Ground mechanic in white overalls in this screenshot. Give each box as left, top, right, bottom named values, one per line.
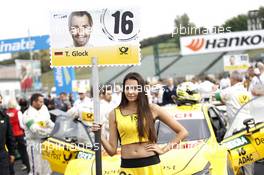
left=68, top=86, right=116, bottom=139
left=215, top=71, right=253, bottom=175
left=23, top=93, right=54, bottom=175
left=67, top=87, right=93, bottom=117
left=215, top=71, right=251, bottom=129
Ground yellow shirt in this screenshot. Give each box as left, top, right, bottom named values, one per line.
left=115, top=108, right=149, bottom=145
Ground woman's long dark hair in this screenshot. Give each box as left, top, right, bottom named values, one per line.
left=119, top=72, right=157, bottom=143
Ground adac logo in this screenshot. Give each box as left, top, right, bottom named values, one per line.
left=186, top=38, right=205, bottom=51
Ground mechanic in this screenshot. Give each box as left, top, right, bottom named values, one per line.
left=23, top=93, right=54, bottom=175
left=215, top=71, right=251, bottom=128
left=93, top=72, right=188, bottom=175
left=0, top=95, right=16, bottom=175
left=215, top=71, right=253, bottom=175
left=73, top=87, right=93, bottom=109
left=67, top=87, right=93, bottom=120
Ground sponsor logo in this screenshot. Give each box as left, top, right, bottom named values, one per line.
left=186, top=38, right=205, bottom=51
left=255, top=138, right=264, bottom=146
left=185, top=34, right=264, bottom=52
left=77, top=151, right=93, bottom=160
left=223, top=136, right=250, bottom=150
left=0, top=39, right=35, bottom=53
left=239, top=154, right=254, bottom=165
left=119, top=47, right=129, bottom=55
left=82, top=112, right=94, bottom=122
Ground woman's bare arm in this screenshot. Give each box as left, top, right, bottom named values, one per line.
left=145, top=104, right=188, bottom=154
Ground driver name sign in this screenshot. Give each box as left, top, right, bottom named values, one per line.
left=50, top=8, right=140, bottom=67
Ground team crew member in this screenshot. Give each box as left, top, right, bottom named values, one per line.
left=93, top=72, right=188, bottom=175
left=215, top=71, right=251, bottom=128
left=215, top=71, right=252, bottom=175
left=67, top=87, right=93, bottom=120
left=0, top=95, right=16, bottom=175
left=23, top=93, right=54, bottom=175
left=73, top=87, right=93, bottom=109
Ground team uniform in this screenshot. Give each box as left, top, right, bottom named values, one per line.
left=198, top=80, right=215, bottom=102
left=70, top=95, right=116, bottom=138
left=215, top=82, right=251, bottom=129
left=73, top=96, right=93, bottom=109
left=249, top=74, right=264, bottom=96
left=115, top=108, right=164, bottom=175
left=23, top=105, right=54, bottom=175
left=68, top=97, right=93, bottom=117
left=216, top=83, right=253, bottom=175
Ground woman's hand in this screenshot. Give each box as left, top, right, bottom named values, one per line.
left=145, top=144, right=165, bottom=155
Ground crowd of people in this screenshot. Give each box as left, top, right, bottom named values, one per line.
left=0, top=62, right=263, bottom=175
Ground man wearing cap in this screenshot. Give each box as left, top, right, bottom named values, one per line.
left=67, top=88, right=93, bottom=118
left=73, top=88, right=93, bottom=108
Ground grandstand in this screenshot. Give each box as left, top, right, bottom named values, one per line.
left=99, top=51, right=245, bottom=84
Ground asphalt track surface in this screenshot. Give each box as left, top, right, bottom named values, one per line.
left=15, top=159, right=264, bottom=175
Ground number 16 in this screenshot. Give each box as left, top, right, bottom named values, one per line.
left=112, top=11, right=134, bottom=34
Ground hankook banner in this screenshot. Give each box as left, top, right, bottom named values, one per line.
left=180, top=30, right=264, bottom=55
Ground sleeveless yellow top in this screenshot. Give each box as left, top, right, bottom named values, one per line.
left=115, top=108, right=149, bottom=145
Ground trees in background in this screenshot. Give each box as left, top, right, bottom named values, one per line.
left=259, top=6, right=264, bottom=28
left=222, top=14, right=248, bottom=32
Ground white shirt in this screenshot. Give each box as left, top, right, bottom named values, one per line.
left=249, top=74, right=264, bottom=96
left=220, top=78, right=231, bottom=90
left=23, top=105, right=54, bottom=140
left=68, top=97, right=94, bottom=120
left=74, top=98, right=114, bottom=139
left=219, top=82, right=251, bottom=127
left=198, top=80, right=215, bottom=99
left=73, top=97, right=93, bottom=109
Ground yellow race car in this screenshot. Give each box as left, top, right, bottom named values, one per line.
left=42, top=96, right=264, bottom=175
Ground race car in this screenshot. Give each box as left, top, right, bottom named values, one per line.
left=42, top=96, right=264, bottom=175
